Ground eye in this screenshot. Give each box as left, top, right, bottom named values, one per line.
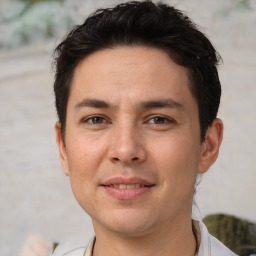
left=83, top=116, right=107, bottom=124
left=148, top=116, right=173, bottom=125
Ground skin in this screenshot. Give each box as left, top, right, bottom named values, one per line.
left=19, top=234, right=51, bottom=256
left=55, top=46, right=223, bottom=256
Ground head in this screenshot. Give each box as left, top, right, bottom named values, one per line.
left=53, top=0, right=223, bottom=238
left=53, top=0, right=222, bottom=142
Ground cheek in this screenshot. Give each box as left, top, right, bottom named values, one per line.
left=66, top=138, right=99, bottom=212
left=151, top=134, right=200, bottom=187
left=66, top=133, right=106, bottom=171
left=64, top=136, right=103, bottom=197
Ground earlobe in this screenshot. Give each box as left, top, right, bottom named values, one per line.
left=198, top=118, right=223, bottom=173
left=55, top=122, right=70, bottom=176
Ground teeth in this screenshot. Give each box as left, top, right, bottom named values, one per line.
left=108, top=184, right=147, bottom=189
left=126, top=184, right=136, bottom=189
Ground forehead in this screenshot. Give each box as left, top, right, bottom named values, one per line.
left=69, top=46, right=195, bottom=109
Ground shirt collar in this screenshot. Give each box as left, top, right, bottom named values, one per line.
left=85, top=220, right=202, bottom=256
left=84, top=237, right=95, bottom=256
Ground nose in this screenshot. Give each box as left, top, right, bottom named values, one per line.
left=108, top=123, right=146, bottom=165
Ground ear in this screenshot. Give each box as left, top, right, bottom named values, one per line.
left=198, top=118, right=223, bottom=173
left=55, top=122, right=70, bottom=176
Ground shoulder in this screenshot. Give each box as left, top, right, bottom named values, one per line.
left=209, top=235, right=237, bottom=256
left=52, top=237, right=95, bottom=256
left=52, top=246, right=86, bottom=256
left=197, top=220, right=237, bottom=256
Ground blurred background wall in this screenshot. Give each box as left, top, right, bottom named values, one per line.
left=0, top=0, right=255, bottom=255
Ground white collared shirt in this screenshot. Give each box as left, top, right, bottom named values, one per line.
left=197, top=221, right=237, bottom=256
left=52, top=221, right=237, bottom=256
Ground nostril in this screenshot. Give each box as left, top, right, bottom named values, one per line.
left=111, top=155, right=141, bottom=163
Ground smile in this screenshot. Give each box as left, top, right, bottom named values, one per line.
left=105, top=184, right=150, bottom=189
left=101, top=177, right=154, bottom=199
left=102, top=183, right=154, bottom=200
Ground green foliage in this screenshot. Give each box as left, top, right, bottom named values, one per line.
left=19, top=0, right=64, bottom=3
left=237, top=245, right=256, bottom=256
left=236, top=0, right=250, bottom=8
left=0, top=0, right=73, bottom=49
left=203, top=214, right=256, bottom=255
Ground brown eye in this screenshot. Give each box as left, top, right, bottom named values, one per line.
left=153, top=117, right=166, bottom=124
left=148, top=116, right=171, bottom=124
left=85, top=116, right=106, bottom=124
left=92, top=117, right=104, bottom=124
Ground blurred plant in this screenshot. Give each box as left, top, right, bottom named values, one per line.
left=235, top=0, right=250, bottom=8
left=1, top=0, right=64, bottom=23
left=0, top=0, right=73, bottom=49
left=203, top=214, right=256, bottom=255
left=0, top=0, right=96, bottom=49
left=233, top=0, right=256, bottom=10
left=19, top=0, right=64, bottom=3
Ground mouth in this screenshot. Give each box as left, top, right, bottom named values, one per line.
left=103, top=184, right=153, bottom=189
left=101, top=177, right=155, bottom=200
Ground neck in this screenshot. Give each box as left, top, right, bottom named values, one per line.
left=92, top=217, right=197, bottom=256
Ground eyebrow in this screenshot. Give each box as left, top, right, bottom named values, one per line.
left=140, top=99, right=185, bottom=111
left=75, top=98, right=111, bottom=110
left=74, top=98, right=185, bottom=111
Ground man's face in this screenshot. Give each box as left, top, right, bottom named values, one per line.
left=56, top=46, right=219, bottom=236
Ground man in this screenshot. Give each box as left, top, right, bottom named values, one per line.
left=53, top=1, right=237, bottom=255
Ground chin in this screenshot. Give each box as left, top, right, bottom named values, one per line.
left=93, top=208, right=155, bottom=236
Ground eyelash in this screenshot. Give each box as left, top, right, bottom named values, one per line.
left=82, top=115, right=174, bottom=125
left=146, top=115, right=174, bottom=125
left=82, top=116, right=109, bottom=125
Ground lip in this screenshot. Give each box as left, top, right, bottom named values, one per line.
left=102, top=176, right=153, bottom=186
left=101, top=176, right=155, bottom=200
